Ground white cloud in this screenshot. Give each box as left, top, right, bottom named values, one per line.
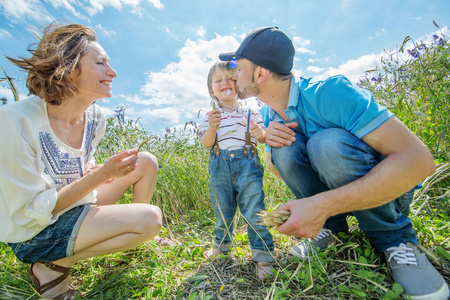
left=0, top=28, right=12, bottom=39
left=292, top=36, right=311, bottom=47
left=319, top=53, right=383, bottom=83
left=309, top=26, right=450, bottom=85
left=369, top=28, right=386, bottom=40
left=124, top=94, right=154, bottom=105
left=306, top=66, right=324, bottom=73
left=115, top=34, right=240, bottom=131
left=292, top=36, right=316, bottom=55
left=146, top=0, right=163, bottom=10
left=0, top=85, right=27, bottom=103
left=0, top=86, right=14, bottom=103
left=46, top=0, right=81, bottom=18
left=197, top=26, right=205, bottom=38
left=141, top=106, right=180, bottom=123
left=307, top=58, right=321, bottom=63
left=95, top=24, right=117, bottom=38
left=0, top=0, right=52, bottom=22
left=86, top=0, right=163, bottom=16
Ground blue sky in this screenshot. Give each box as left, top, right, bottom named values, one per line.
left=1, top=0, right=449, bottom=136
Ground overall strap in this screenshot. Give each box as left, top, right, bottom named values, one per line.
left=243, top=109, right=256, bottom=156
left=210, top=131, right=220, bottom=156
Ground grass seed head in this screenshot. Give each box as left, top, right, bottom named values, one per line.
left=257, top=209, right=291, bottom=226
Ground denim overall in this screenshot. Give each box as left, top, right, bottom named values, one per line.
left=208, top=110, right=274, bottom=262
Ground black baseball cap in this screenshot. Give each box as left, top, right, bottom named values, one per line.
left=219, top=26, right=295, bottom=75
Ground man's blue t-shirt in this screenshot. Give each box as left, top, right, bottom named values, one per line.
left=260, top=75, right=394, bottom=152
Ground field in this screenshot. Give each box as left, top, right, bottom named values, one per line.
left=0, top=28, right=449, bottom=299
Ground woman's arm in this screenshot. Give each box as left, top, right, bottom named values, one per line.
left=53, top=148, right=139, bottom=214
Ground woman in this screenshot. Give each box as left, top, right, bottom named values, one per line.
left=0, top=22, right=162, bottom=299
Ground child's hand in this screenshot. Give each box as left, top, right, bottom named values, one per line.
left=208, top=109, right=221, bottom=130
left=250, top=120, right=265, bottom=142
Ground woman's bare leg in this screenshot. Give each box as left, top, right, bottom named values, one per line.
left=32, top=203, right=162, bottom=298
left=32, top=152, right=161, bottom=298
left=95, top=151, right=158, bottom=205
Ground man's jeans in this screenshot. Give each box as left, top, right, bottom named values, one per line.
left=209, top=149, right=274, bottom=262
left=271, top=128, right=418, bottom=251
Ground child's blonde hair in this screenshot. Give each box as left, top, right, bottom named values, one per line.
left=207, top=61, right=235, bottom=105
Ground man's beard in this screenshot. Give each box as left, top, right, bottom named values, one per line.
left=237, top=80, right=260, bottom=99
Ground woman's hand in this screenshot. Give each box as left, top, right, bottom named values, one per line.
left=91, top=148, right=139, bottom=184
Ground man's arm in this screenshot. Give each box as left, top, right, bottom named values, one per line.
left=276, top=116, right=436, bottom=238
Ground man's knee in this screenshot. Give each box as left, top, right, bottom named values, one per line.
left=271, top=135, right=308, bottom=172
left=307, top=129, right=352, bottom=161
left=307, top=128, right=379, bottom=188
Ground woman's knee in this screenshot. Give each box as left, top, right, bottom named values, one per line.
left=134, top=204, right=162, bottom=238
left=137, top=151, right=159, bottom=174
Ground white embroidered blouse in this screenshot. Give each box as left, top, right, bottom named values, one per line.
left=0, top=96, right=105, bottom=243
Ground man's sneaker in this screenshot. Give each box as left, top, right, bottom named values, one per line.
left=385, top=242, right=449, bottom=300
left=291, top=228, right=336, bottom=259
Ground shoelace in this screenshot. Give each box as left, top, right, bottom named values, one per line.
left=386, top=243, right=418, bottom=265
left=313, top=229, right=331, bottom=242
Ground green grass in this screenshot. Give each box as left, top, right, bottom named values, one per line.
left=1, top=26, right=450, bottom=299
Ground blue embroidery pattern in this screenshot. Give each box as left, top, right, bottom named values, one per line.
left=39, top=117, right=98, bottom=186
left=83, top=119, right=97, bottom=165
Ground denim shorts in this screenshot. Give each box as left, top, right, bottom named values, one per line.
left=8, top=204, right=90, bottom=263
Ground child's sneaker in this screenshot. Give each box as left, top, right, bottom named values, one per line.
left=385, top=242, right=449, bottom=300
left=291, top=228, right=335, bottom=259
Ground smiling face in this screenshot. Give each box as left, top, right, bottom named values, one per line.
left=210, top=68, right=238, bottom=109
left=233, top=58, right=260, bottom=99
left=70, top=41, right=117, bottom=101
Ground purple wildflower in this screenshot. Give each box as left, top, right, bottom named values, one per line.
left=371, top=75, right=381, bottom=82
left=407, top=49, right=419, bottom=59
left=114, top=107, right=125, bottom=124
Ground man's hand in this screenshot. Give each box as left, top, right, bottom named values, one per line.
left=275, top=195, right=330, bottom=238
left=265, top=121, right=298, bottom=148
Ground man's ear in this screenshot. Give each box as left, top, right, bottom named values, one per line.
left=255, top=66, right=270, bottom=84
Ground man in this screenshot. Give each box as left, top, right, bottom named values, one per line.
left=219, top=26, right=449, bottom=299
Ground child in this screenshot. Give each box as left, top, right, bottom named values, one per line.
left=199, top=61, right=274, bottom=279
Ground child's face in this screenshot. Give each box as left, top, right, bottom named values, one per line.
left=211, top=69, right=238, bottom=106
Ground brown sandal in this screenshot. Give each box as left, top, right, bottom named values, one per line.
left=30, top=262, right=78, bottom=299
left=154, top=235, right=176, bottom=246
